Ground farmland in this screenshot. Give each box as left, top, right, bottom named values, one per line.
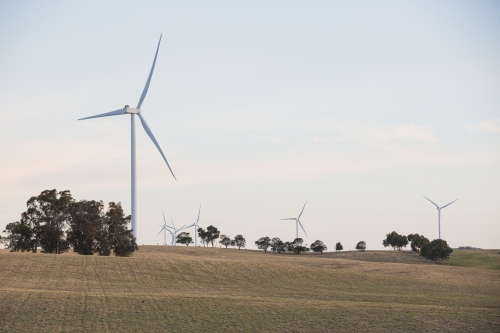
left=0, top=247, right=499, bottom=332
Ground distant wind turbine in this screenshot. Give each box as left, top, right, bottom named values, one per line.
left=78, top=34, right=176, bottom=240
left=184, top=205, right=201, bottom=246
left=423, top=196, right=458, bottom=239
left=168, top=218, right=186, bottom=246
left=157, top=211, right=171, bottom=245
left=281, top=201, right=308, bottom=239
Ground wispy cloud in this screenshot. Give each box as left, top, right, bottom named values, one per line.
left=468, top=119, right=500, bottom=133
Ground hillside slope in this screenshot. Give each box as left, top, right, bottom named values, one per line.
left=0, top=247, right=498, bottom=332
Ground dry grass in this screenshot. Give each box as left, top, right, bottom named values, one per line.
left=0, top=247, right=499, bottom=332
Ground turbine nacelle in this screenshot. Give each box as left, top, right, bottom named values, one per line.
left=125, top=106, right=141, bottom=114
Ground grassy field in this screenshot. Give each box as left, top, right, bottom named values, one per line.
left=0, top=247, right=499, bottom=332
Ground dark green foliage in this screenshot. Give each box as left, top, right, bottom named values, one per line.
left=102, top=202, right=138, bottom=257
left=176, top=232, right=193, bottom=246
left=255, top=236, right=271, bottom=252
left=66, top=200, right=104, bottom=255
left=420, top=239, right=453, bottom=264
left=310, top=240, right=327, bottom=254
left=2, top=221, right=34, bottom=252
left=198, top=225, right=220, bottom=247
left=291, top=238, right=309, bottom=255
left=233, top=234, right=246, bottom=249
left=197, top=227, right=208, bottom=246
left=3, top=190, right=137, bottom=257
left=219, top=234, right=231, bottom=248
left=407, top=233, right=429, bottom=253
left=356, top=241, right=366, bottom=251
left=270, top=237, right=286, bottom=253
left=335, top=242, right=343, bottom=252
left=27, top=190, right=71, bottom=254
left=383, top=231, right=408, bottom=251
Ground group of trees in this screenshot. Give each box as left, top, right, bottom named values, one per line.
left=220, top=234, right=246, bottom=249
left=175, top=225, right=248, bottom=250
left=2, top=190, right=137, bottom=256
left=383, top=231, right=453, bottom=263
left=255, top=237, right=336, bottom=255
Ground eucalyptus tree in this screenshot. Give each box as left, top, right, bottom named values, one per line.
left=310, top=240, right=327, bottom=254
left=255, top=236, right=271, bottom=252
left=219, top=234, right=231, bottom=248
left=233, top=234, right=246, bottom=249
left=356, top=241, right=366, bottom=251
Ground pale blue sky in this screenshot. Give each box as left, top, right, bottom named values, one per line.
left=1, top=1, right=499, bottom=249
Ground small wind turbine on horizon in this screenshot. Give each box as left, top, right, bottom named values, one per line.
left=281, top=201, right=308, bottom=239
left=157, top=211, right=171, bottom=246
left=184, top=205, right=201, bottom=246
left=423, top=196, right=458, bottom=239
left=78, top=34, right=176, bottom=240
left=169, top=220, right=187, bottom=246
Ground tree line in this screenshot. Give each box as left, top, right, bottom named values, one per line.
left=1, top=189, right=137, bottom=256
left=383, top=231, right=453, bottom=263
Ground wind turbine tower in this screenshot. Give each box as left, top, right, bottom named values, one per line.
left=185, top=205, right=201, bottom=246
left=423, top=196, right=458, bottom=239
left=281, top=201, right=308, bottom=239
left=78, top=35, right=176, bottom=240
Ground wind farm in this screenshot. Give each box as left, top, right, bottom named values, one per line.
left=1, top=2, right=499, bottom=332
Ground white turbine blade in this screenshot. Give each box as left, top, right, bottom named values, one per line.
left=298, top=201, right=307, bottom=219
left=298, top=220, right=308, bottom=238
left=137, top=34, right=162, bottom=109
left=185, top=223, right=196, bottom=228
left=423, top=196, right=439, bottom=208
left=138, top=113, right=176, bottom=180
left=178, top=224, right=186, bottom=231
left=440, top=199, right=458, bottom=209
left=78, top=108, right=127, bottom=121
left=196, top=205, right=201, bottom=226
left=157, top=226, right=166, bottom=237
left=171, top=219, right=176, bottom=230
left=162, top=211, right=168, bottom=224
left=280, top=218, right=296, bottom=220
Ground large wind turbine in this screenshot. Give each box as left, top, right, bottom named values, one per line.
left=423, top=196, right=458, bottom=239
left=185, top=205, right=201, bottom=246
left=281, top=201, right=308, bottom=239
left=78, top=35, right=175, bottom=240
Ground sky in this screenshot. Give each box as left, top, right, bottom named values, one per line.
left=0, top=0, right=499, bottom=250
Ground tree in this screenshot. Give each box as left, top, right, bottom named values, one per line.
left=197, top=227, right=208, bottom=247
left=383, top=231, right=408, bottom=251
left=176, top=232, right=193, bottom=246
left=66, top=200, right=104, bottom=255
left=11, top=189, right=73, bottom=254
left=355, top=241, right=366, bottom=251
left=219, top=234, right=231, bottom=248
left=270, top=237, right=286, bottom=253
left=233, top=234, right=246, bottom=249
left=310, top=240, right=327, bottom=254
left=255, top=236, right=271, bottom=252
left=335, top=242, right=343, bottom=252
left=102, top=202, right=138, bottom=257
left=420, top=239, right=453, bottom=264
left=291, top=238, right=309, bottom=254
left=203, top=225, right=220, bottom=247
left=408, top=234, right=429, bottom=253
left=2, top=220, right=34, bottom=252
